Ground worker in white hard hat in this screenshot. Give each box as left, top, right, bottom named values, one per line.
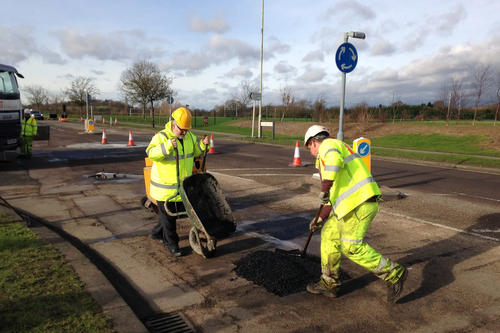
left=146, top=107, right=210, bottom=257
left=303, top=124, right=408, bottom=302
left=19, top=109, right=37, bottom=159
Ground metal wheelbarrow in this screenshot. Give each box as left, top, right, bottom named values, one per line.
left=166, top=146, right=236, bottom=258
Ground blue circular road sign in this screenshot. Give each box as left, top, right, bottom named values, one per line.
left=335, top=42, right=358, bottom=73
left=357, top=141, right=370, bottom=157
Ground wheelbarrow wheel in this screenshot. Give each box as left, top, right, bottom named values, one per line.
left=140, top=196, right=149, bottom=209
left=189, top=227, right=217, bottom=258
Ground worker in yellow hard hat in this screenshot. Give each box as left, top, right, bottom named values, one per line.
left=146, top=107, right=210, bottom=257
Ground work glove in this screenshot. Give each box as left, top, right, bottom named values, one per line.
left=318, top=191, right=330, bottom=205
left=309, top=217, right=324, bottom=232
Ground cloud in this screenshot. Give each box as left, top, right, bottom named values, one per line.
left=298, top=66, right=327, bottom=82
left=225, top=66, right=253, bottom=78
left=402, top=4, right=467, bottom=52
left=266, top=36, right=291, bottom=57
left=190, top=11, right=230, bottom=34
left=52, top=28, right=165, bottom=61
left=370, top=39, right=397, bottom=56
left=322, top=1, right=376, bottom=21
left=160, top=35, right=259, bottom=75
left=207, top=34, right=259, bottom=64
left=302, top=50, right=324, bottom=62
left=0, top=26, right=65, bottom=65
left=273, top=61, right=298, bottom=81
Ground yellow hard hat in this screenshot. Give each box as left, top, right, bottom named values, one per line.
left=172, top=107, right=192, bottom=129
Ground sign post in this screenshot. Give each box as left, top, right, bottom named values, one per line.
left=166, top=96, right=174, bottom=121
left=335, top=31, right=365, bottom=142
left=353, top=137, right=371, bottom=172
left=336, top=42, right=358, bottom=142
left=250, top=92, right=262, bottom=138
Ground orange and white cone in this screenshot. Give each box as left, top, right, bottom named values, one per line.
left=102, top=117, right=105, bottom=124
left=289, top=141, right=305, bottom=167
left=114, top=118, right=118, bottom=125
left=127, top=130, right=136, bottom=146
left=101, top=129, right=108, bottom=144
left=80, top=116, right=83, bottom=122
left=208, top=134, right=217, bottom=154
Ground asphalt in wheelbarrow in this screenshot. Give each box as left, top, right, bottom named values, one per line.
left=182, top=173, right=236, bottom=239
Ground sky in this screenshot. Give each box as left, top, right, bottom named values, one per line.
left=2, top=0, right=500, bottom=110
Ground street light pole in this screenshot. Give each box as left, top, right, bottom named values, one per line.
left=337, top=31, right=365, bottom=142
left=258, top=0, right=264, bottom=138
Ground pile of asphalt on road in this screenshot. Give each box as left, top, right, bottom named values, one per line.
left=233, top=250, right=322, bottom=297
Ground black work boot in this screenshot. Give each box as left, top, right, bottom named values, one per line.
left=387, top=267, right=408, bottom=303
left=306, top=281, right=338, bottom=298
left=149, top=234, right=165, bottom=244
left=168, top=245, right=184, bottom=257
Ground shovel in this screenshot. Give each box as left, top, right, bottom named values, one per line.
left=275, top=203, right=324, bottom=258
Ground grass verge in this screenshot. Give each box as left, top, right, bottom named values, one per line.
left=371, top=148, right=500, bottom=169
left=0, top=213, right=113, bottom=333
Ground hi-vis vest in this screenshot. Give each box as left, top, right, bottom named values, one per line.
left=145, top=121, right=207, bottom=202
left=317, top=138, right=381, bottom=220
left=22, top=117, right=37, bottom=137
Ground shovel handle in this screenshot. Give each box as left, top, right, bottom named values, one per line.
left=301, top=204, right=324, bottom=258
left=201, top=135, right=208, bottom=172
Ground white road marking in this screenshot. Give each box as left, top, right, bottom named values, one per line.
left=208, top=171, right=256, bottom=182
left=381, top=210, right=500, bottom=242
left=471, top=229, right=500, bottom=233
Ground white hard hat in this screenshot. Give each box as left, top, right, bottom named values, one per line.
left=24, top=109, right=30, bottom=114
left=304, top=125, right=329, bottom=147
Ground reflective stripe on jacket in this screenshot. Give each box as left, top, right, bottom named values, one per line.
left=22, top=117, right=37, bottom=136
left=145, top=121, right=208, bottom=202
left=317, top=138, right=381, bottom=220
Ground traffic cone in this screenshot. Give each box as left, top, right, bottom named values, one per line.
left=101, top=129, right=108, bottom=144
left=80, top=116, right=83, bottom=122
left=289, top=141, right=305, bottom=167
left=114, top=118, right=118, bottom=125
left=208, top=134, right=217, bottom=154
left=127, top=130, right=136, bottom=146
left=102, top=118, right=105, bottom=124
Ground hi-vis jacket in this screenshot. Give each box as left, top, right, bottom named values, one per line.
left=22, top=117, right=37, bottom=137
left=317, top=138, right=381, bottom=220
left=146, top=121, right=208, bottom=202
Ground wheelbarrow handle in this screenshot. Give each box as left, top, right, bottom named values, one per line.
left=165, top=146, right=186, bottom=217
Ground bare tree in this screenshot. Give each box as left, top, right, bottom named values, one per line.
left=492, top=69, right=500, bottom=126
left=239, top=80, right=254, bottom=110
left=64, top=77, right=101, bottom=117
left=388, top=89, right=401, bottom=124
left=49, top=92, right=64, bottom=114
left=313, top=93, right=327, bottom=122
left=117, top=60, right=174, bottom=128
left=352, top=101, right=374, bottom=132
left=279, top=84, right=295, bottom=121
left=24, top=84, right=49, bottom=111
left=450, top=77, right=470, bottom=125
left=470, top=63, right=493, bottom=125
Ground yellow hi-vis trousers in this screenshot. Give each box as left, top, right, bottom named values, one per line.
left=320, top=201, right=404, bottom=288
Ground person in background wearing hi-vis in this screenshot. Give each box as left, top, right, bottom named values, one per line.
left=19, top=109, right=37, bottom=159
left=146, top=107, right=210, bottom=257
left=304, top=125, right=408, bottom=302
